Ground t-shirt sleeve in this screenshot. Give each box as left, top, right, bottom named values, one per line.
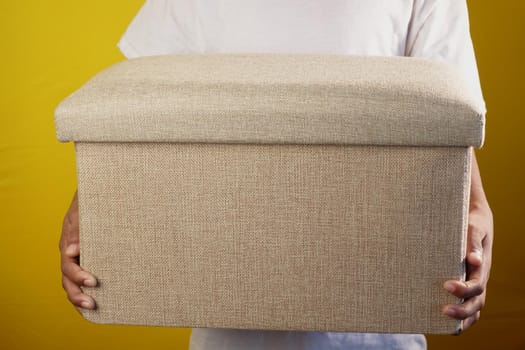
left=406, top=0, right=486, bottom=114
left=117, top=0, right=197, bottom=59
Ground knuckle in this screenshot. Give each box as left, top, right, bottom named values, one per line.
left=60, top=263, right=68, bottom=276
left=475, top=285, right=485, bottom=296
left=465, top=281, right=484, bottom=296
left=468, top=224, right=487, bottom=239
left=485, top=206, right=494, bottom=221
left=456, top=307, right=470, bottom=320
left=62, top=218, right=72, bottom=236
left=63, top=278, right=74, bottom=293
left=66, top=292, right=76, bottom=304
left=62, top=264, right=79, bottom=283
left=458, top=300, right=479, bottom=320
left=479, top=297, right=486, bottom=310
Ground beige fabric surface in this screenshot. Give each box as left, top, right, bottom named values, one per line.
left=55, top=54, right=485, bottom=147
left=77, top=142, right=471, bottom=334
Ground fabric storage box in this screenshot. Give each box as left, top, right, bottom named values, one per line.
left=54, top=54, right=485, bottom=334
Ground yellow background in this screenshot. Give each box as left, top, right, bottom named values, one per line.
left=0, top=1, right=523, bottom=349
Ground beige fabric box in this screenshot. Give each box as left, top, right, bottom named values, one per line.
left=55, top=54, right=485, bottom=334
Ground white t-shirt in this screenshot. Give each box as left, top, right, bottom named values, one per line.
left=117, top=1, right=486, bottom=349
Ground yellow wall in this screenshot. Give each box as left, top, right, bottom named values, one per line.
left=426, top=1, right=525, bottom=348
left=0, top=1, right=523, bottom=349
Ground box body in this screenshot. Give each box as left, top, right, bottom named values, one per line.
left=54, top=53, right=486, bottom=334
left=76, top=142, right=471, bottom=334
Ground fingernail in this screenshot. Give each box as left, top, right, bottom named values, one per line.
left=83, top=278, right=97, bottom=287
left=444, top=282, right=456, bottom=293
left=80, top=300, right=92, bottom=309
left=65, top=244, right=78, bottom=256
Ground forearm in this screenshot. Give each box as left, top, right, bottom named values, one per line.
left=470, top=150, right=491, bottom=213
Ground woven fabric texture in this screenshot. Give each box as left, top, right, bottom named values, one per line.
left=55, top=54, right=485, bottom=147
left=77, top=142, right=471, bottom=334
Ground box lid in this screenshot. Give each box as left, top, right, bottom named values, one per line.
left=55, top=54, right=485, bottom=147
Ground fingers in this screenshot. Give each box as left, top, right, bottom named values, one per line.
left=61, top=245, right=97, bottom=287
left=443, top=274, right=484, bottom=300
left=442, top=247, right=487, bottom=324
left=450, top=154, right=491, bottom=332
left=62, top=275, right=96, bottom=311
left=461, top=311, right=481, bottom=332
left=60, top=243, right=98, bottom=311
left=59, top=211, right=79, bottom=253
left=443, top=218, right=489, bottom=300
left=59, top=191, right=98, bottom=311
left=443, top=293, right=485, bottom=320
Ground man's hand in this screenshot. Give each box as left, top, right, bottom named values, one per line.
left=443, top=152, right=494, bottom=332
left=59, top=191, right=98, bottom=312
